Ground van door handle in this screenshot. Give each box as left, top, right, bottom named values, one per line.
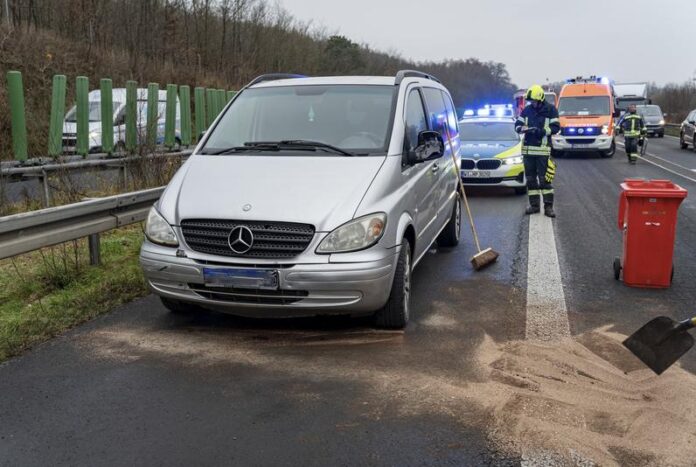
left=431, top=163, right=440, bottom=172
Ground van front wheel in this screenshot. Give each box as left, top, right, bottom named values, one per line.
left=374, top=238, right=411, bottom=329
left=436, top=195, right=461, bottom=247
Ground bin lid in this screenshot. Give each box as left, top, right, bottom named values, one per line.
left=621, top=179, right=688, bottom=199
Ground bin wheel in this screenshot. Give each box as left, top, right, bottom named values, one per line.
left=613, top=257, right=622, bottom=281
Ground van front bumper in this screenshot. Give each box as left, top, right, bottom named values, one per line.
left=552, top=135, right=614, bottom=151
left=140, top=242, right=399, bottom=318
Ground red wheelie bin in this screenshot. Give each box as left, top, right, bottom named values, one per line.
left=614, top=179, right=687, bottom=288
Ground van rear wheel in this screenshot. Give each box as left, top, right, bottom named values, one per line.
left=374, top=238, right=411, bottom=329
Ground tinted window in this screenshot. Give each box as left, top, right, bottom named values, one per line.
left=404, top=89, right=428, bottom=152
left=422, top=87, right=448, bottom=135
left=65, top=101, right=123, bottom=122
left=202, top=85, right=396, bottom=154
left=558, top=96, right=610, bottom=116
left=460, top=122, right=519, bottom=142
left=440, top=90, right=459, bottom=138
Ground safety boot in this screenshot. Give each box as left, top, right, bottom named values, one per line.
left=544, top=205, right=556, bottom=218
left=525, top=205, right=540, bottom=215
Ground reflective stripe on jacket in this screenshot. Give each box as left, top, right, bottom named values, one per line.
left=515, top=101, right=560, bottom=156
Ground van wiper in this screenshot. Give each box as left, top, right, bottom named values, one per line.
left=279, top=140, right=357, bottom=157
left=205, top=144, right=280, bottom=155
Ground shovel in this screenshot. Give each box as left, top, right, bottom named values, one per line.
left=623, top=316, right=696, bottom=374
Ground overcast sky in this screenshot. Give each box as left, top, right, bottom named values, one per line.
left=277, top=0, right=695, bottom=87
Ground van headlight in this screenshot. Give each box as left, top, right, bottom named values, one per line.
left=144, top=206, right=178, bottom=247
left=501, top=155, right=523, bottom=165
left=659, top=119, right=665, bottom=125
left=317, top=213, right=386, bottom=254
left=601, top=125, right=609, bottom=135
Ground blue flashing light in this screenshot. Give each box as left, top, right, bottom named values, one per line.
left=568, top=128, right=577, bottom=133
left=599, top=77, right=610, bottom=85
left=463, top=109, right=475, bottom=116
left=477, top=108, right=490, bottom=116
left=586, top=127, right=594, bottom=134
left=495, top=108, right=505, bottom=117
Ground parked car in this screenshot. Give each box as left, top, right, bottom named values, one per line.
left=139, top=71, right=462, bottom=329
left=680, top=109, right=696, bottom=152
left=636, top=104, right=666, bottom=137
left=62, top=88, right=180, bottom=153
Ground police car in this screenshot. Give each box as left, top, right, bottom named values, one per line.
left=459, top=105, right=526, bottom=194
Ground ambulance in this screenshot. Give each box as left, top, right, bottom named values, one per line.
left=551, top=76, right=619, bottom=158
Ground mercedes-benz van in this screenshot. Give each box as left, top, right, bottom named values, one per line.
left=140, top=71, right=462, bottom=329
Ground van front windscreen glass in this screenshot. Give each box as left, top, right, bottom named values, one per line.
left=558, top=96, right=610, bottom=116
left=201, top=85, right=396, bottom=155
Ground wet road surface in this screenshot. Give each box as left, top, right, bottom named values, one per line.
left=3, top=136, right=696, bottom=465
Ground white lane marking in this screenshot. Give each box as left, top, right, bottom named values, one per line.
left=616, top=141, right=696, bottom=184
left=526, top=213, right=571, bottom=341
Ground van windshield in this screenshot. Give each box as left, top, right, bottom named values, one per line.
left=637, top=106, right=662, bottom=117
left=65, top=101, right=123, bottom=122
left=201, top=85, right=397, bottom=155
left=558, top=96, right=610, bottom=116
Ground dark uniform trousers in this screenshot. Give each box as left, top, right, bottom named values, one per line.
left=524, top=154, right=553, bottom=207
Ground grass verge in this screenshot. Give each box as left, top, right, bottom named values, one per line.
left=0, top=225, right=148, bottom=362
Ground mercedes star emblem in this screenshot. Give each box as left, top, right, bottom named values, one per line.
left=228, top=226, right=254, bottom=254
left=243, top=204, right=252, bottom=212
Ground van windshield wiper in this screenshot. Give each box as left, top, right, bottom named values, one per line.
left=205, top=144, right=281, bottom=155
left=278, top=140, right=357, bottom=157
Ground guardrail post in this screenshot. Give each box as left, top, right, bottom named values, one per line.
left=125, top=80, right=137, bottom=152
left=7, top=71, right=28, bottom=162
left=75, top=76, right=89, bottom=157
left=164, top=84, right=177, bottom=149
left=48, top=74, right=67, bottom=158
left=179, top=85, right=191, bottom=147
left=194, top=86, right=206, bottom=138
left=205, top=88, right=216, bottom=127
left=146, top=83, right=159, bottom=148
left=100, top=78, right=114, bottom=154
left=226, top=90, right=237, bottom=103
left=41, top=169, right=51, bottom=207
left=88, top=233, right=101, bottom=265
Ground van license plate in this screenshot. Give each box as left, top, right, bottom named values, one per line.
left=202, top=268, right=279, bottom=290
left=462, top=170, right=491, bottom=178
left=572, top=144, right=592, bottom=149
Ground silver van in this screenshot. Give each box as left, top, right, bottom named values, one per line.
left=62, top=88, right=180, bottom=153
left=140, top=71, right=461, bottom=328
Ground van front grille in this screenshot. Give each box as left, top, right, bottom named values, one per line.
left=181, top=219, right=315, bottom=259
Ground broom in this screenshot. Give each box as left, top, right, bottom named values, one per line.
left=441, top=117, right=499, bottom=270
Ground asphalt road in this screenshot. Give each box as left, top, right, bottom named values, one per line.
left=3, top=136, right=696, bottom=465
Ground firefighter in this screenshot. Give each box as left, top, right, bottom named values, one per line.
left=616, top=104, right=647, bottom=163
left=515, top=85, right=560, bottom=218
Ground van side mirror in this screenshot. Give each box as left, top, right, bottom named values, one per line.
left=408, top=131, right=444, bottom=164
left=613, top=109, right=621, bottom=118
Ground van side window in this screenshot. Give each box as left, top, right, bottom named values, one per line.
left=440, top=90, right=459, bottom=139
left=404, top=89, right=428, bottom=153
left=422, top=87, right=448, bottom=135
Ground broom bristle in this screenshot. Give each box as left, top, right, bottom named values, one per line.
left=471, top=247, right=499, bottom=271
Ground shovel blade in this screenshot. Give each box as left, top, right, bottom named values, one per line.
left=623, top=316, right=694, bottom=375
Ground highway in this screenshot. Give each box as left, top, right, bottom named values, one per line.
left=3, top=135, right=696, bottom=465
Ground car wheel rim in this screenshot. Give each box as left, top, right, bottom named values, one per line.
left=403, top=249, right=411, bottom=319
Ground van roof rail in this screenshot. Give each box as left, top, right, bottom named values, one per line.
left=247, top=73, right=307, bottom=87
left=395, top=70, right=441, bottom=85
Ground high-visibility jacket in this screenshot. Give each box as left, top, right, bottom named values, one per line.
left=617, top=112, right=646, bottom=138
left=514, top=101, right=560, bottom=156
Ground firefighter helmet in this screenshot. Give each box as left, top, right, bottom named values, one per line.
left=525, top=85, right=545, bottom=102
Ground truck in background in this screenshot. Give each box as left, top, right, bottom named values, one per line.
left=513, top=88, right=557, bottom=117
left=551, top=76, right=619, bottom=158
left=614, top=82, right=649, bottom=115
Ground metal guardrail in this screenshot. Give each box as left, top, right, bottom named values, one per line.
left=0, top=186, right=163, bottom=261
